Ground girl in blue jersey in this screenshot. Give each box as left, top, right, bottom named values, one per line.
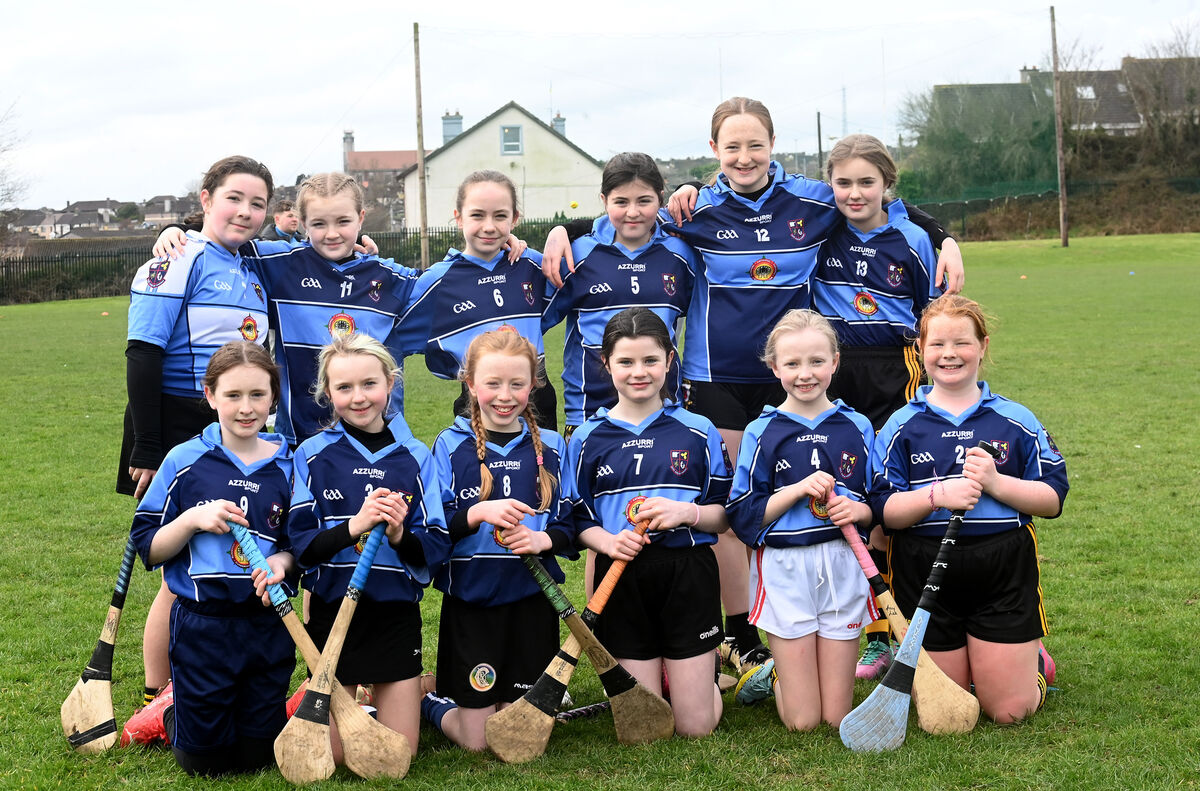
left=153, top=172, right=421, bottom=447
left=397, top=170, right=557, bottom=430
left=541, top=152, right=695, bottom=434
left=813, top=134, right=945, bottom=680
left=871, top=294, right=1068, bottom=723
left=572, top=308, right=732, bottom=738
left=125, top=155, right=275, bottom=709
left=287, top=333, right=450, bottom=759
left=725, top=310, right=875, bottom=730
left=424, top=329, right=576, bottom=751
left=124, top=341, right=294, bottom=776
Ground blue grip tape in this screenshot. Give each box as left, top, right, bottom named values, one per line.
left=348, top=526, right=386, bottom=591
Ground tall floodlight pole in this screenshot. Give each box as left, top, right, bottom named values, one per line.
left=414, top=22, right=431, bottom=268
left=1051, top=6, right=1069, bottom=247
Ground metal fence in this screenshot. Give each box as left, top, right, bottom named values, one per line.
left=0, top=220, right=569, bottom=305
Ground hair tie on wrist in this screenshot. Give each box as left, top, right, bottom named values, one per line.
left=691, top=502, right=701, bottom=526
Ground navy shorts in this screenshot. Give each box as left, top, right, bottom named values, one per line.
left=889, top=526, right=1047, bottom=651
left=827, top=345, right=924, bottom=432
left=305, top=596, right=423, bottom=685
left=683, top=380, right=785, bottom=431
left=436, top=592, right=560, bottom=707
left=594, top=543, right=724, bottom=661
left=168, top=598, right=294, bottom=755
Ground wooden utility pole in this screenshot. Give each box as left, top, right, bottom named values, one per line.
left=413, top=22, right=431, bottom=268
left=816, top=112, right=824, bottom=174
left=1050, top=6, right=1069, bottom=247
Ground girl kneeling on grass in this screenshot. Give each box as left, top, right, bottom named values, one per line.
left=725, top=309, right=876, bottom=730
left=124, top=341, right=294, bottom=776
left=870, top=294, right=1068, bottom=722
left=286, top=333, right=450, bottom=759
left=571, top=307, right=732, bottom=737
left=424, top=329, right=576, bottom=751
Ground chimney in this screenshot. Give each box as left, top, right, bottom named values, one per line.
left=343, top=130, right=355, bottom=172
left=443, top=111, right=463, bottom=144
left=551, top=113, right=566, bottom=136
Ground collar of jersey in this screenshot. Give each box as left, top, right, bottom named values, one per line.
left=591, top=215, right=666, bottom=259
left=913, top=381, right=996, bottom=425
left=711, top=160, right=786, bottom=208
left=187, top=230, right=242, bottom=266
left=594, top=399, right=680, bottom=434
left=200, top=421, right=290, bottom=473
left=447, top=247, right=508, bottom=270
left=764, top=400, right=844, bottom=428
left=843, top=198, right=908, bottom=242
left=450, top=414, right=529, bottom=451
left=327, top=412, right=412, bottom=459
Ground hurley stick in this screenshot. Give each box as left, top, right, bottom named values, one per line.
left=61, top=536, right=138, bottom=753
left=487, top=521, right=652, bottom=762
left=516, top=551, right=675, bottom=748
left=839, top=442, right=1000, bottom=752
left=839, top=524, right=980, bottom=734
left=228, top=522, right=411, bottom=780
left=274, top=527, right=386, bottom=784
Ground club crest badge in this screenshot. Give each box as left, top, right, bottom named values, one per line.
left=788, top=218, right=806, bottom=242
left=887, top=263, right=904, bottom=287
left=469, top=663, right=497, bottom=692
left=670, top=450, right=689, bottom=476
left=523, top=281, right=535, bottom=305
left=625, top=495, right=648, bottom=526
left=328, top=312, right=356, bottom=337
left=147, top=260, right=169, bottom=290
left=839, top=451, right=858, bottom=479
left=1046, top=431, right=1061, bottom=457
left=991, top=440, right=1010, bottom=465
left=808, top=496, right=829, bottom=520
left=662, top=273, right=677, bottom=296
left=267, top=502, right=284, bottom=529
left=229, top=541, right=250, bottom=569
left=368, top=279, right=382, bottom=303
left=853, top=291, right=879, bottom=315
left=253, top=282, right=265, bottom=303
left=751, top=258, right=778, bottom=281
left=239, top=314, right=260, bottom=342
left=720, top=441, right=732, bottom=473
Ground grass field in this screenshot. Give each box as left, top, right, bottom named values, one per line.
left=1, top=233, right=1197, bottom=790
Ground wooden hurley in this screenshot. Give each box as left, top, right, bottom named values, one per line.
left=487, top=521, right=658, bottom=762
left=839, top=524, right=980, bottom=734
left=229, top=522, right=411, bottom=780
left=61, top=537, right=138, bottom=753
left=274, top=527, right=387, bottom=784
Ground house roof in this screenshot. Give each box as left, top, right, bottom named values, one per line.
left=1061, top=69, right=1140, bottom=128
left=347, top=150, right=423, bottom=172
left=396, top=100, right=602, bottom=179
left=65, top=199, right=122, bottom=212
left=1121, top=56, right=1200, bottom=117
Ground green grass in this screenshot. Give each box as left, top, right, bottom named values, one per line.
left=1, top=233, right=1197, bottom=790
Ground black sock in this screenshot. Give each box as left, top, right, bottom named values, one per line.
left=725, top=612, right=761, bottom=652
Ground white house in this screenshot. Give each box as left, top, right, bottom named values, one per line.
left=399, top=101, right=602, bottom=226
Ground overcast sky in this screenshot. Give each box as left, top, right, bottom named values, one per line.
left=4, top=0, right=1197, bottom=212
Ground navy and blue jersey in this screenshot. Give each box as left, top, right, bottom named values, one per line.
left=130, top=423, right=294, bottom=602
left=664, top=163, right=841, bottom=383
left=432, top=417, right=576, bottom=606
left=397, top=249, right=548, bottom=380
left=542, top=217, right=695, bottom=425
left=726, top=403, right=874, bottom=549
left=243, top=241, right=420, bottom=445
left=128, top=231, right=269, bottom=397
left=569, top=401, right=732, bottom=550
left=812, top=200, right=941, bottom=347
left=288, top=414, right=450, bottom=604
left=870, top=382, right=1069, bottom=538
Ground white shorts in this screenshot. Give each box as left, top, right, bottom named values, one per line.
left=748, top=541, right=874, bottom=641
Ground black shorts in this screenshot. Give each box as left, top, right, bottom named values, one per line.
left=436, top=593, right=559, bottom=707
left=889, top=526, right=1047, bottom=651
left=593, top=543, right=724, bottom=661
left=827, top=345, right=924, bottom=432
left=683, top=380, right=785, bottom=431
left=453, top=378, right=559, bottom=432
left=116, top=395, right=215, bottom=496
left=304, top=596, right=423, bottom=685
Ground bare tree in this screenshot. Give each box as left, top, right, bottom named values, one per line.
left=1124, top=23, right=1200, bottom=173
left=0, top=103, right=27, bottom=211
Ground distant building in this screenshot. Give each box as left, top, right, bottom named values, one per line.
left=398, top=101, right=603, bottom=226
left=143, top=195, right=200, bottom=227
